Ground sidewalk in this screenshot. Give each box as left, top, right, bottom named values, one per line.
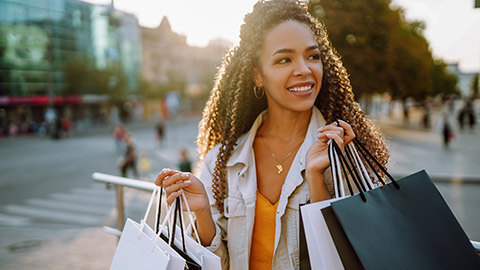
left=0, top=226, right=117, bottom=269
left=374, top=103, right=480, bottom=181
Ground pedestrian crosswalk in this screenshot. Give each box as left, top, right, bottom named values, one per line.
left=0, top=183, right=118, bottom=227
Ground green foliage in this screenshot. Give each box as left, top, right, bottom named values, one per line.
left=431, top=59, right=459, bottom=97
left=471, top=74, right=479, bottom=97
left=308, top=0, right=455, bottom=101
left=137, top=77, right=168, bottom=99
left=63, top=57, right=127, bottom=104
left=137, top=70, right=187, bottom=99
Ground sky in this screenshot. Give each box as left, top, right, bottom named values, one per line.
left=85, top=0, right=480, bottom=73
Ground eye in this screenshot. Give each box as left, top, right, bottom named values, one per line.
left=308, top=53, right=321, bottom=61
left=274, top=57, right=291, bottom=64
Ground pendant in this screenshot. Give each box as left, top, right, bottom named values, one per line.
left=275, top=164, right=283, bottom=174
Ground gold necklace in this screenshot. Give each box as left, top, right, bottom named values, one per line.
left=261, top=136, right=304, bottom=174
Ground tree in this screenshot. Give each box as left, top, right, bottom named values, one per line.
left=309, top=0, right=396, bottom=97
left=63, top=56, right=94, bottom=95
left=471, top=74, right=479, bottom=98
left=137, top=77, right=168, bottom=99
left=431, top=59, right=459, bottom=97
left=308, top=0, right=437, bottom=101
left=387, top=16, right=433, bottom=101
left=63, top=57, right=127, bottom=104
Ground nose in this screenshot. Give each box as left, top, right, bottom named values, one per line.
left=293, top=59, right=312, bottom=77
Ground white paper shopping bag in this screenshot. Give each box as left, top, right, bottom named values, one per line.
left=300, top=197, right=346, bottom=270
left=110, top=218, right=185, bottom=270
left=110, top=187, right=186, bottom=270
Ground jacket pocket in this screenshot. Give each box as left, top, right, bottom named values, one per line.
left=224, top=196, right=246, bottom=218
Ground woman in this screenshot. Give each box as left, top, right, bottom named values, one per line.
left=156, top=0, right=389, bottom=269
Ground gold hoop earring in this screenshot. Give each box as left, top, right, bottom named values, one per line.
left=254, top=86, right=264, bottom=99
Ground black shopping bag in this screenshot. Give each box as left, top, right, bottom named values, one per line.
left=330, top=139, right=480, bottom=270
left=321, top=206, right=364, bottom=270
left=299, top=203, right=311, bottom=270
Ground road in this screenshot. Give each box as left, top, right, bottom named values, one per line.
left=0, top=118, right=200, bottom=268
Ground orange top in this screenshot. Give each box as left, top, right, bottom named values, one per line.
left=249, top=190, right=279, bottom=270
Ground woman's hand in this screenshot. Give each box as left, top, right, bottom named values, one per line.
left=155, top=169, right=210, bottom=213
left=305, top=120, right=356, bottom=201
left=156, top=169, right=217, bottom=246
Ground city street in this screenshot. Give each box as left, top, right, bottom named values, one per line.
left=0, top=117, right=201, bottom=269
left=0, top=109, right=479, bottom=269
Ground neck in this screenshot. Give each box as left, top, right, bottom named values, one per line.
left=258, top=108, right=312, bottom=141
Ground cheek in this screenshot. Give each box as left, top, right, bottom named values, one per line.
left=314, top=65, right=324, bottom=84
left=264, top=69, right=290, bottom=90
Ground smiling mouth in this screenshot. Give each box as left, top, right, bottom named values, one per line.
left=287, top=84, right=314, bottom=93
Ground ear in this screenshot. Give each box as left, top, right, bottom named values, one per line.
left=251, top=67, right=263, bottom=87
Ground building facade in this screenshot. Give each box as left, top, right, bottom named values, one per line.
left=0, top=0, right=141, bottom=134
left=447, top=64, right=478, bottom=97
left=140, top=17, right=231, bottom=117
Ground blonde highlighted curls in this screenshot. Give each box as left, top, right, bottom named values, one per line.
left=197, top=0, right=389, bottom=213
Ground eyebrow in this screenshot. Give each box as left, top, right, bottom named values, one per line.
left=272, top=45, right=319, bottom=57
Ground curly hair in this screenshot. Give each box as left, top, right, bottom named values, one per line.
left=197, top=0, right=389, bottom=213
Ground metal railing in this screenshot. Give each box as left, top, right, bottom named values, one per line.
left=92, top=172, right=155, bottom=233
left=92, top=172, right=480, bottom=251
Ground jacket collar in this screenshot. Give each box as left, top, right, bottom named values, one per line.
left=226, top=107, right=325, bottom=170
left=226, top=110, right=268, bottom=168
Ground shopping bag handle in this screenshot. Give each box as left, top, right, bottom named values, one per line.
left=171, top=197, right=187, bottom=252
left=329, top=139, right=371, bottom=198
left=345, top=145, right=372, bottom=191
left=155, top=187, right=201, bottom=245
left=154, top=190, right=187, bottom=252
left=330, top=140, right=367, bottom=202
left=352, top=138, right=400, bottom=190
left=347, top=143, right=377, bottom=191
left=140, top=186, right=161, bottom=233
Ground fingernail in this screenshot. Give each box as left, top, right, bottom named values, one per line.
left=184, top=180, right=192, bottom=185
left=181, top=173, right=188, bottom=177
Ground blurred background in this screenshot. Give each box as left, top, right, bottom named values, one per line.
left=0, top=0, right=479, bottom=269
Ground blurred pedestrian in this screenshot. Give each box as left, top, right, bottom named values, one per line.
left=422, top=103, right=431, bottom=130
left=458, top=108, right=465, bottom=130
left=8, top=122, right=18, bottom=137
left=178, top=148, right=192, bottom=173
left=62, top=116, right=71, bottom=137
left=465, top=99, right=476, bottom=130
left=112, top=124, right=126, bottom=152
left=44, top=107, right=57, bottom=137
left=441, top=114, right=454, bottom=148
left=458, top=98, right=476, bottom=131
left=155, top=118, right=165, bottom=147
left=120, top=133, right=138, bottom=179
left=52, top=116, right=62, bottom=140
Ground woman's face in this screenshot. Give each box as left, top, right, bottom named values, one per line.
left=254, top=20, right=323, bottom=113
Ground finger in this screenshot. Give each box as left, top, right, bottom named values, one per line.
left=164, top=179, right=192, bottom=195
left=318, top=130, right=343, bottom=140
left=318, top=124, right=344, bottom=133
left=324, top=133, right=344, bottom=152
left=162, top=172, right=190, bottom=187
left=155, top=168, right=179, bottom=186
left=337, top=120, right=356, bottom=143
left=166, top=190, right=182, bottom=205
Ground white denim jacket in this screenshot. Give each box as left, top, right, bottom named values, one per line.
left=199, top=107, right=336, bottom=270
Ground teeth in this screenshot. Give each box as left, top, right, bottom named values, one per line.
left=288, top=85, right=312, bottom=92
